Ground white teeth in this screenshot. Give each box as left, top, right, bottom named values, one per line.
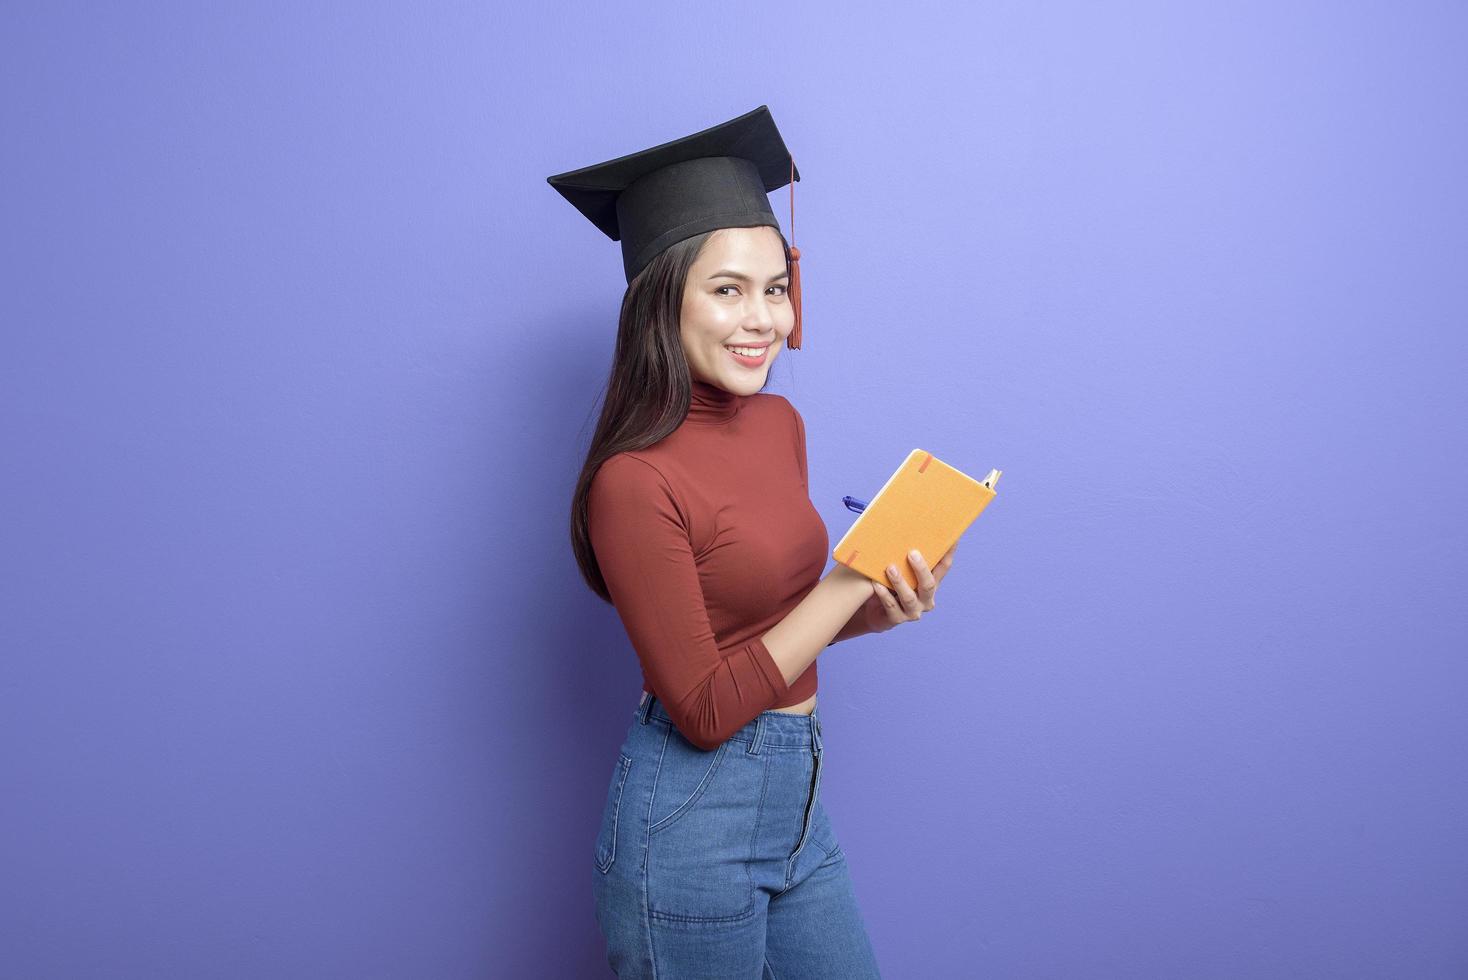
left=725, top=345, right=766, bottom=357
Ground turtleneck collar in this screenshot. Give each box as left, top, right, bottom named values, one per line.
left=686, top=378, right=742, bottom=425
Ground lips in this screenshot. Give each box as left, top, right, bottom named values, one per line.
left=725, top=343, right=770, bottom=367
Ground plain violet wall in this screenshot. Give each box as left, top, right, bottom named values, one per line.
left=4, top=2, right=1465, bottom=978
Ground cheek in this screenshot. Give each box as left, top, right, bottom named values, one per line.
left=687, top=297, right=738, bottom=333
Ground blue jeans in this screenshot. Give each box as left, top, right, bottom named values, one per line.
left=592, top=691, right=883, bottom=978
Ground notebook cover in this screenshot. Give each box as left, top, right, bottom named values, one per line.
left=831, top=449, right=996, bottom=590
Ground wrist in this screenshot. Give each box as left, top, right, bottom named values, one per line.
left=833, top=606, right=872, bottom=644
left=825, top=563, right=875, bottom=604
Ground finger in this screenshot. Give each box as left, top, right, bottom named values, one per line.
left=934, top=544, right=958, bottom=583
left=872, top=582, right=902, bottom=621
left=885, top=564, right=921, bottom=615
left=906, top=549, right=938, bottom=600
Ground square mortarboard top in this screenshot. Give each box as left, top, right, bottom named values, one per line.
left=545, top=104, right=805, bottom=348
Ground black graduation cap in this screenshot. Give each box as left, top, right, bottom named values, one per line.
left=546, top=104, right=805, bottom=348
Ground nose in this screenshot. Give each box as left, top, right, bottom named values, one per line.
left=742, top=294, right=777, bottom=333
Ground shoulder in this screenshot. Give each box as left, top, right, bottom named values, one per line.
left=590, top=451, right=685, bottom=511
left=591, top=451, right=671, bottom=494
left=589, top=452, right=689, bottom=535
left=750, top=390, right=792, bottom=412
left=748, top=391, right=802, bottom=427
left=750, top=392, right=805, bottom=443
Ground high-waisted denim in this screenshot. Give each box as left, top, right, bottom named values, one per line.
left=592, top=691, right=882, bottom=978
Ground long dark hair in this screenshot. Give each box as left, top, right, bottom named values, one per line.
left=570, top=226, right=794, bottom=602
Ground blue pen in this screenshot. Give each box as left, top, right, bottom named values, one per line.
left=842, top=495, right=868, bottom=514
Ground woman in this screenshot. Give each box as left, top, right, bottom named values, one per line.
left=551, top=106, right=957, bottom=978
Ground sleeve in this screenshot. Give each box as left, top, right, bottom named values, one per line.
left=588, top=454, right=792, bottom=750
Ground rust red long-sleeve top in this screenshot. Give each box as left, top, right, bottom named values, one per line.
left=588, top=379, right=830, bottom=750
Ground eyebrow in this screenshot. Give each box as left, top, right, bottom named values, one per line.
left=707, top=269, right=789, bottom=283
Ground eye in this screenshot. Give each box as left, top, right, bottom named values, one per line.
left=714, top=284, right=787, bottom=296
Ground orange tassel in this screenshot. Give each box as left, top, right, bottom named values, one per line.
left=787, top=244, right=802, bottom=350
left=787, top=157, right=802, bottom=350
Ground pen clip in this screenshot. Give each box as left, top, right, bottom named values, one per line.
left=842, top=495, right=868, bottom=514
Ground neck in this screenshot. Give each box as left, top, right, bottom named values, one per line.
left=686, top=377, right=741, bottom=424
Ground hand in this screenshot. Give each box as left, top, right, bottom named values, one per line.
left=861, top=542, right=958, bottom=634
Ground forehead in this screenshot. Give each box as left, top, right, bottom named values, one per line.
left=694, top=226, right=785, bottom=270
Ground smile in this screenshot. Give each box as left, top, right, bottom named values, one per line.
left=724, top=344, right=770, bottom=367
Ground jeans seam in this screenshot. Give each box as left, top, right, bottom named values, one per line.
left=642, top=723, right=671, bottom=872
left=641, top=729, right=662, bottom=979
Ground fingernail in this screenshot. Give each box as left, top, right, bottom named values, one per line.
left=887, top=565, right=898, bottom=577
left=909, top=549, right=920, bottom=560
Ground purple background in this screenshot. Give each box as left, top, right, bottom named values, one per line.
left=4, top=3, right=1466, bottom=977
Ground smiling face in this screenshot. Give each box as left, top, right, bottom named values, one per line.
left=679, top=226, right=793, bottom=394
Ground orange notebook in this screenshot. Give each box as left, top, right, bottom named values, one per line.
left=832, top=450, right=1001, bottom=590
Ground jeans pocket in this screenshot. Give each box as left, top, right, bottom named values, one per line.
left=645, top=734, right=758, bottom=923
left=595, top=751, right=633, bottom=875
left=648, top=735, right=729, bottom=836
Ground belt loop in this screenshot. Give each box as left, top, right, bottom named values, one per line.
left=639, top=691, right=656, bottom=725
left=748, top=712, right=765, bottom=754
left=812, top=707, right=823, bottom=755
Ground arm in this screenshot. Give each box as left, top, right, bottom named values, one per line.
left=590, top=455, right=868, bottom=750
left=828, top=606, right=874, bottom=646
left=763, top=563, right=873, bottom=671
